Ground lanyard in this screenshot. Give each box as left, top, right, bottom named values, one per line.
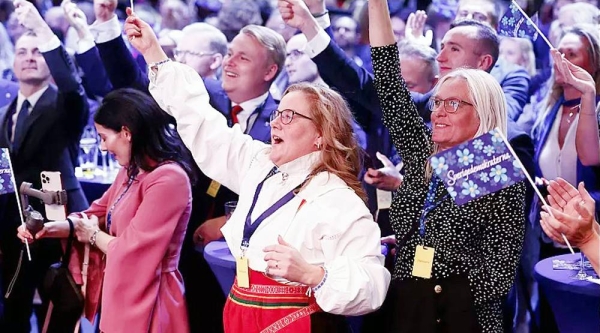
left=418, top=178, right=448, bottom=238
left=240, top=167, right=304, bottom=252
left=107, top=176, right=134, bottom=232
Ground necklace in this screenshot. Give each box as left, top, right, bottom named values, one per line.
left=565, top=105, right=580, bottom=124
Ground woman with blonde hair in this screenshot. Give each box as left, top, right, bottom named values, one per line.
left=532, top=23, right=600, bottom=231
left=123, top=9, right=390, bottom=333
left=368, top=0, right=527, bottom=331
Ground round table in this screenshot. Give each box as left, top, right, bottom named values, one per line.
left=203, top=241, right=389, bottom=297
left=202, top=240, right=236, bottom=296
left=533, top=253, right=600, bottom=333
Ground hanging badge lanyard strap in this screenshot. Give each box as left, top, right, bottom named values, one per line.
left=240, top=168, right=304, bottom=255
left=418, top=177, right=449, bottom=239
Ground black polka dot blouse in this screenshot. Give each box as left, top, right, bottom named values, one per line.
left=371, top=43, right=526, bottom=332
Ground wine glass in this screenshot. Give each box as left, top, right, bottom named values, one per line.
left=573, top=251, right=589, bottom=280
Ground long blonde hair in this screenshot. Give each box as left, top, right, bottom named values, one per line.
left=532, top=24, right=600, bottom=139
left=283, top=83, right=367, bottom=202
left=426, top=69, right=507, bottom=179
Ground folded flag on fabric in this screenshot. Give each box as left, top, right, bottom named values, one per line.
left=0, top=148, right=15, bottom=195
left=498, top=1, right=539, bottom=41
left=429, top=129, right=526, bottom=205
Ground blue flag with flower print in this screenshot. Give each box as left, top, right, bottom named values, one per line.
left=498, top=1, right=539, bottom=42
left=0, top=148, right=15, bottom=195
left=429, top=129, right=526, bottom=206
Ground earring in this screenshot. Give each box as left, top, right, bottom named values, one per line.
left=316, top=142, right=322, bottom=150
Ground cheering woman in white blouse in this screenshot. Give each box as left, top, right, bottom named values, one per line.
left=122, top=8, right=390, bottom=333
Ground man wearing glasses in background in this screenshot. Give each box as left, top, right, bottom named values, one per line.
left=174, top=23, right=228, bottom=80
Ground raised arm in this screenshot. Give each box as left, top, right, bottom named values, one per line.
left=368, top=0, right=431, bottom=165
left=63, top=0, right=113, bottom=98
left=14, top=0, right=89, bottom=134
left=90, top=0, right=149, bottom=92
left=123, top=11, right=267, bottom=193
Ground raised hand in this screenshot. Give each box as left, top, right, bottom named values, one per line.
left=278, top=0, right=315, bottom=31
left=552, top=49, right=596, bottom=96
left=13, top=0, right=52, bottom=37
left=263, top=235, right=324, bottom=287
left=405, top=10, right=433, bottom=46
left=124, top=8, right=166, bottom=63
left=364, top=152, right=403, bottom=191
left=93, top=0, right=117, bottom=23
left=302, top=0, right=326, bottom=15
left=541, top=179, right=597, bottom=247
left=62, top=0, right=92, bottom=39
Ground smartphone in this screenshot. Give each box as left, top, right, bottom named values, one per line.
left=40, top=171, right=66, bottom=221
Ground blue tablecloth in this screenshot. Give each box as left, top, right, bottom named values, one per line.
left=533, top=253, right=600, bottom=333
left=202, top=240, right=236, bottom=296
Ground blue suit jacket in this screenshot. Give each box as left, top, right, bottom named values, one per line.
left=490, top=58, right=530, bottom=122
left=75, top=45, right=113, bottom=99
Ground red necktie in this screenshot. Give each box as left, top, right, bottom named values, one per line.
left=231, top=105, right=243, bottom=124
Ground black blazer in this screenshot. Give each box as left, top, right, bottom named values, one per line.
left=0, top=44, right=89, bottom=215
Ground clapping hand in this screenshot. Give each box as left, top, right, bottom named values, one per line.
left=540, top=178, right=597, bottom=247
left=263, top=235, right=324, bottom=287
left=551, top=49, right=596, bottom=96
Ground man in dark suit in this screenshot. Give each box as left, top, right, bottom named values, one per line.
left=0, top=1, right=89, bottom=331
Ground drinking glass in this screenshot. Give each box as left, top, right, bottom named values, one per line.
left=573, top=252, right=590, bottom=280
left=224, top=201, right=237, bottom=221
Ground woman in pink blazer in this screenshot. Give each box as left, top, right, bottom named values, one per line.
left=18, top=88, right=198, bottom=332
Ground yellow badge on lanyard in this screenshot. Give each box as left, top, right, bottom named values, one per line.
left=206, top=180, right=221, bottom=198
left=235, top=256, right=250, bottom=288
left=412, top=245, right=435, bottom=279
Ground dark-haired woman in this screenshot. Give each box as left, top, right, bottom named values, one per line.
left=18, top=88, right=197, bottom=332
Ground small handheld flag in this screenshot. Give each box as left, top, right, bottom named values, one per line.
left=0, top=148, right=15, bottom=195
left=498, top=1, right=554, bottom=49
left=430, top=129, right=525, bottom=206
left=429, top=128, right=574, bottom=253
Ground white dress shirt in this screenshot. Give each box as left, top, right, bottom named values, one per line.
left=538, top=106, right=578, bottom=186
left=11, top=87, right=49, bottom=142
left=148, top=61, right=390, bottom=316
left=233, top=91, right=269, bottom=133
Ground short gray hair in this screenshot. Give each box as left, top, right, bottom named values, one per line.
left=181, top=23, right=228, bottom=56
left=240, top=25, right=287, bottom=80
left=398, top=41, right=439, bottom=81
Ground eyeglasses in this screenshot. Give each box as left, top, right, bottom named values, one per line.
left=173, top=49, right=216, bottom=60
left=270, top=109, right=313, bottom=124
left=428, top=97, right=474, bottom=113
left=286, top=49, right=305, bottom=61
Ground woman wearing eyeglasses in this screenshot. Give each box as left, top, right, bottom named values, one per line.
left=123, top=10, right=390, bottom=333
left=368, top=1, right=526, bottom=332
